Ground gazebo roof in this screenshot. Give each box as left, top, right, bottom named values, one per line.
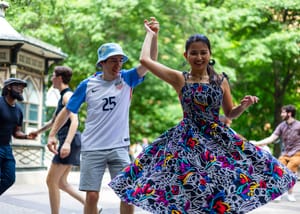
left=0, top=1, right=67, bottom=60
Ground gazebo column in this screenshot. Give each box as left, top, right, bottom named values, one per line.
left=9, top=43, right=23, bottom=77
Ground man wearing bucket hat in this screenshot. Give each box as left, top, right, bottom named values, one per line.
left=0, top=78, right=36, bottom=195
left=47, top=17, right=159, bottom=214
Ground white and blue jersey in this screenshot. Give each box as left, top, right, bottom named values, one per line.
left=67, top=68, right=144, bottom=151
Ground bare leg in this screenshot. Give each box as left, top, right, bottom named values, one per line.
left=84, top=191, right=99, bottom=214
left=46, top=163, right=62, bottom=214
left=120, top=201, right=134, bottom=214
left=47, top=163, right=85, bottom=214
left=58, top=166, right=85, bottom=204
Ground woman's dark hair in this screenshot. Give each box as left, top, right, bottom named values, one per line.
left=282, top=105, right=296, bottom=117
left=54, top=66, right=73, bottom=84
left=185, top=34, right=222, bottom=85
left=185, top=34, right=212, bottom=54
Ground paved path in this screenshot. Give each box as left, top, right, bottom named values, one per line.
left=0, top=170, right=299, bottom=214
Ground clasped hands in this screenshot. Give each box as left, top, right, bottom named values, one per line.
left=144, top=17, right=159, bottom=34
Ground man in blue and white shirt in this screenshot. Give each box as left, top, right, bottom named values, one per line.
left=47, top=19, right=159, bottom=214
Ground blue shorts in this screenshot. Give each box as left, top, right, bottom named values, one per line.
left=79, top=147, right=130, bottom=192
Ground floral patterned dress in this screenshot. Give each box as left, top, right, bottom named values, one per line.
left=109, top=73, right=297, bottom=214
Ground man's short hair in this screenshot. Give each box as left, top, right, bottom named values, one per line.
left=54, top=66, right=73, bottom=84
left=282, top=104, right=296, bottom=117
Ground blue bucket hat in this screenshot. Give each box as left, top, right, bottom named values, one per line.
left=96, top=43, right=128, bottom=67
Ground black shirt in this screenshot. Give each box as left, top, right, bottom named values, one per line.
left=0, top=96, right=23, bottom=146
left=55, top=88, right=72, bottom=136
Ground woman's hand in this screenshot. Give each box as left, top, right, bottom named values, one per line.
left=240, top=95, right=259, bottom=109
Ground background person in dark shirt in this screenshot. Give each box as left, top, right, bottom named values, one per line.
left=0, top=78, right=36, bottom=195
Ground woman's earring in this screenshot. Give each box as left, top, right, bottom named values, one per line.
left=209, top=59, right=215, bottom=66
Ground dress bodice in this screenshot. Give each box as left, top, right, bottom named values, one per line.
left=180, top=81, right=223, bottom=125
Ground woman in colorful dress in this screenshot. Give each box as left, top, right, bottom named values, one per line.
left=109, top=18, right=297, bottom=213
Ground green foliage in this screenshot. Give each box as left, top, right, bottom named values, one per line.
left=5, top=0, right=300, bottom=156
left=130, top=73, right=182, bottom=143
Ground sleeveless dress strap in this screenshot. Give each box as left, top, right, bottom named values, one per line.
left=183, top=71, right=189, bottom=82
left=221, top=72, right=229, bottom=83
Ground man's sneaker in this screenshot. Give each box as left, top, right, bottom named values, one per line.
left=287, top=194, right=297, bottom=202
left=273, top=196, right=281, bottom=202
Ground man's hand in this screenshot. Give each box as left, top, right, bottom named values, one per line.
left=60, top=143, right=71, bottom=158
left=249, top=140, right=262, bottom=146
left=47, top=136, right=58, bottom=154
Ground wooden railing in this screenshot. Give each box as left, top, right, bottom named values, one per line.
left=12, top=143, right=47, bottom=171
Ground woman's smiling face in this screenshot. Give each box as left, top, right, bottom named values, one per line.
left=184, top=41, right=211, bottom=73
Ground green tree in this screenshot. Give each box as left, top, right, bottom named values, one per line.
left=5, top=0, right=300, bottom=153
left=214, top=0, right=300, bottom=156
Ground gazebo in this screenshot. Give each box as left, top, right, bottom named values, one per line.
left=0, top=1, right=67, bottom=170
